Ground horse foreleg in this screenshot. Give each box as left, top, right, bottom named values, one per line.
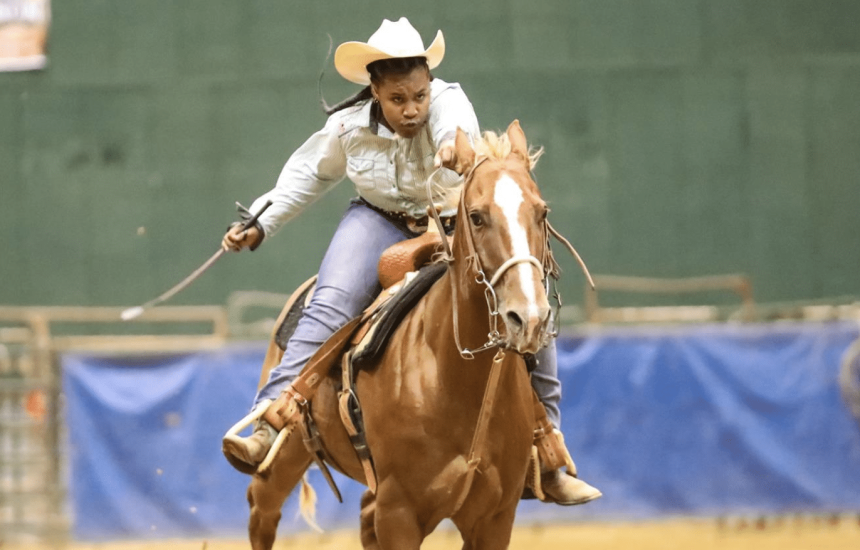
left=359, top=489, right=382, bottom=549
left=246, top=434, right=313, bottom=550
left=372, top=482, right=425, bottom=550
left=455, top=506, right=517, bottom=550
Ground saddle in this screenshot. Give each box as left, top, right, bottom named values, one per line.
left=258, top=229, right=451, bottom=493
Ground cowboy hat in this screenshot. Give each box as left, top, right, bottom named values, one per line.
left=334, top=17, right=445, bottom=85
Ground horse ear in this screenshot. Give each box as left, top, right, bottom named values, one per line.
left=452, top=127, right=476, bottom=175
left=506, top=120, right=529, bottom=165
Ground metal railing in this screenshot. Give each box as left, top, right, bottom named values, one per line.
left=0, top=305, right=232, bottom=546
left=582, top=273, right=756, bottom=324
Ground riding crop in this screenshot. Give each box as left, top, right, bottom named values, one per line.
left=120, top=200, right=273, bottom=321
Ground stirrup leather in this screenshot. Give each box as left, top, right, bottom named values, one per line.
left=339, top=350, right=378, bottom=493
left=299, top=400, right=344, bottom=503
left=527, top=394, right=580, bottom=502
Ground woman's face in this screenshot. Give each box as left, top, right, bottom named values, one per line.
left=372, top=66, right=431, bottom=139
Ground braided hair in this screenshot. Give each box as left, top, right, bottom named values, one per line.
left=322, top=56, right=431, bottom=115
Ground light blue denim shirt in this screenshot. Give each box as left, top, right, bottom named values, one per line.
left=249, top=78, right=480, bottom=239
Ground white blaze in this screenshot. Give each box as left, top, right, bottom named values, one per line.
left=493, top=175, right=539, bottom=317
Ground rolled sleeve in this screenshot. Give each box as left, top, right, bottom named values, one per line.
left=428, top=81, right=481, bottom=147
left=250, top=116, right=347, bottom=239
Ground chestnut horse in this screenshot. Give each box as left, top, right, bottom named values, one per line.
left=246, top=121, right=556, bottom=549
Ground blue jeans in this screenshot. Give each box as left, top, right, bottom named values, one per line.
left=254, top=201, right=563, bottom=428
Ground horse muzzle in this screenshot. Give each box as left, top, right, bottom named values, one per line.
left=499, top=299, right=551, bottom=355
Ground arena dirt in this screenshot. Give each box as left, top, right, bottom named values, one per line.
left=10, top=517, right=860, bottom=549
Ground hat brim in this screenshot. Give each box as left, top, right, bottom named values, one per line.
left=334, top=30, right=445, bottom=85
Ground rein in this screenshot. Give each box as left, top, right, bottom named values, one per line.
left=450, top=347, right=506, bottom=515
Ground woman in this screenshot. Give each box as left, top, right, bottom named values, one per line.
left=221, top=17, right=600, bottom=505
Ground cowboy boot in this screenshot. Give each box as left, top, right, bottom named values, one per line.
left=222, top=386, right=306, bottom=474
left=540, top=467, right=602, bottom=506
left=534, top=423, right=602, bottom=506
left=222, top=419, right=278, bottom=474
left=529, top=391, right=602, bottom=505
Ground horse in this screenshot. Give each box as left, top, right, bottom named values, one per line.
left=244, top=120, right=559, bottom=549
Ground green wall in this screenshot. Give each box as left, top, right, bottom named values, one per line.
left=2, top=0, right=859, bottom=309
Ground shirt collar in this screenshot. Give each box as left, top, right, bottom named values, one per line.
left=357, top=98, right=398, bottom=140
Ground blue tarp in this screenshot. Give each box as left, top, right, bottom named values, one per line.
left=62, top=321, right=860, bottom=540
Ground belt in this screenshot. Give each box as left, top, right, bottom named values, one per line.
left=358, top=199, right=456, bottom=235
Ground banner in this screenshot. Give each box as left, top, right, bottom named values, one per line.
left=63, top=322, right=860, bottom=540
left=0, top=0, right=49, bottom=72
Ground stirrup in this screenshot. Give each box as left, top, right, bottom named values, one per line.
left=553, top=429, right=578, bottom=476
left=534, top=426, right=577, bottom=475
left=257, top=424, right=294, bottom=475
left=222, top=399, right=272, bottom=475
left=256, top=387, right=308, bottom=475
left=222, top=400, right=299, bottom=476
left=224, top=399, right=273, bottom=439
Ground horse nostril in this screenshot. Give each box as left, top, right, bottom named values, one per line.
left=506, top=311, right=524, bottom=331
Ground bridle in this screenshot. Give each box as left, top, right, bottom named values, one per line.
left=427, top=159, right=557, bottom=359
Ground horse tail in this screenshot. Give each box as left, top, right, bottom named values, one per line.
left=298, top=473, right=323, bottom=533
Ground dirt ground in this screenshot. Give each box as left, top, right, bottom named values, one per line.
left=9, top=517, right=860, bottom=550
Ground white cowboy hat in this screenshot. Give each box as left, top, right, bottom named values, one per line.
left=334, top=17, right=445, bottom=85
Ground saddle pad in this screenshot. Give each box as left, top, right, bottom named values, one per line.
left=351, top=262, right=447, bottom=367
left=274, top=281, right=316, bottom=351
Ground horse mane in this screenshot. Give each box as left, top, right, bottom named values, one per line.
left=474, top=130, right=544, bottom=171
left=426, top=129, right=544, bottom=242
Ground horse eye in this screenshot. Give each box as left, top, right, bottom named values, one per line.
left=539, top=208, right=549, bottom=222
left=469, top=212, right=483, bottom=227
